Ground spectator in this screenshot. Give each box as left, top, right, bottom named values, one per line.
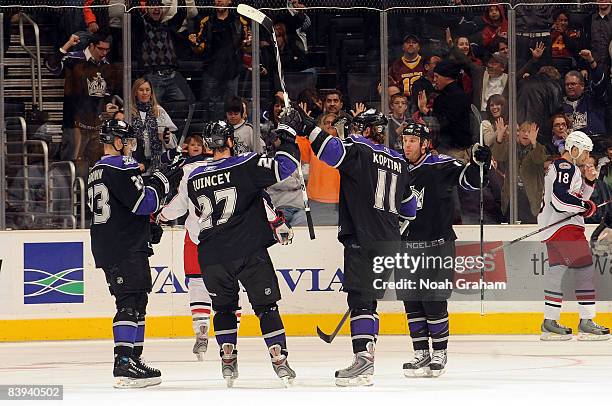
left=476, top=52, right=508, bottom=113
left=45, top=30, right=122, bottom=179
left=131, top=0, right=195, bottom=104
left=224, top=95, right=260, bottom=154
left=481, top=94, right=508, bottom=147
left=583, top=0, right=612, bottom=76
left=83, top=0, right=124, bottom=62
left=446, top=31, right=481, bottom=97
left=599, top=148, right=612, bottom=191
left=550, top=113, right=571, bottom=155
left=319, top=89, right=352, bottom=121
left=189, top=0, right=251, bottom=121
left=296, top=88, right=323, bottom=119
left=418, top=59, right=473, bottom=162
left=161, top=0, right=198, bottom=34
left=260, top=22, right=308, bottom=89
left=260, top=95, right=283, bottom=144
left=130, top=77, right=178, bottom=174
left=478, top=4, right=508, bottom=53
left=387, top=93, right=409, bottom=153
left=562, top=50, right=608, bottom=152
left=549, top=9, right=581, bottom=77
left=296, top=111, right=341, bottom=226
left=597, top=143, right=612, bottom=172
left=491, top=121, right=547, bottom=224
left=411, top=54, right=441, bottom=114
left=582, top=156, right=610, bottom=224
left=514, top=0, right=555, bottom=69
left=516, top=65, right=563, bottom=147
left=275, top=0, right=312, bottom=53
left=389, top=34, right=425, bottom=98
left=492, top=37, right=509, bottom=58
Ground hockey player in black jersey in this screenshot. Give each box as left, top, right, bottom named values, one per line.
left=400, top=122, right=491, bottom=377
left=186, top=121, right=298, bottom=387
left=88, top=119, right=181, bottom=388
left=277, top=108, right=417, bottom=386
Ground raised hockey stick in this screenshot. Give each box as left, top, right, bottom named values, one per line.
left=237, top=3, right=315, bottom=240
left=316, top=308, right=351, bottom=343
left=487, top=200, right=612, bottom=256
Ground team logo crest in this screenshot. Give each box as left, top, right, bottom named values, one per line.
left=410, top=185, right=425, bottom=210
left=87, top=72, right=108, bottom=97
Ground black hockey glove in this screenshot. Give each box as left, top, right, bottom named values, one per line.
left=150, top=217, right=164, bottom=244
left=269, top=210, right=294, bottom=245
left=471, top=143, right=492, bottom=168
left=272, top=126, right=297, bottom=145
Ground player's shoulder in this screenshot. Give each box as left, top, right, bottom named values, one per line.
left=189, top=153, right=257, bottom=179
left=413, top=153, right=461, bottom=169
left=93, top=155, right=140, bottom=172
left=552, top=158, right=575, bottom=172
left=349, top=135, right=405, bottom=160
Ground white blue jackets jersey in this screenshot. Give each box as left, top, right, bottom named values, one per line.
left=538, top=158, right=594, bottom=242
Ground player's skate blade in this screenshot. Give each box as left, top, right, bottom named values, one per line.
left=221, top=343, right=238, bottom=387
left=193, top=325, right=209, bottom=361
left=428, top=349, right=447, bottom=378
left=540, top=319, right=573, bottom=341
left=113, top=356, right=150, bottom=389
left=269, top=344, right=296, bottom=387
left=403, top=349, right=432, bottom=377
left=335, top=345, right=374, bottom=387
left=577, top=319, right=611, bottom=341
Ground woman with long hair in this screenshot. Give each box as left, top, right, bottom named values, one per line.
left=481, top=94, right=509, bottom=146
left=130, top=77, right=178, bottom=174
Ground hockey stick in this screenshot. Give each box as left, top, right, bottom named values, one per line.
left=477, top=116, right=485, bottom=315
left=316, top=308, right=351, bottom=343
left=237, top=4, right=316, bottom=240
left=487, top=200, right=612, bottom=256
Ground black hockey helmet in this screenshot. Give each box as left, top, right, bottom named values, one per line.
left=204, top=120, right=234, bottom=150
left=99, top=119, right=135, bottom=145
left=402, top=121, right=431, bottom=140
left=351, top=108, right=388, bottom=134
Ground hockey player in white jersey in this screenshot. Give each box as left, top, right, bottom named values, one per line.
left=538, top=131, right=610, bottom=341
left=159, top=126, right=293, bottom=364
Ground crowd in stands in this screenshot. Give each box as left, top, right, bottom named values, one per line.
left=3, top=0, right=612, bottom=227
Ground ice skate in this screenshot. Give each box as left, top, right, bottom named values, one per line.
left=540, top=319, right=573, bottom=341
left=193, top=325, right=209, bottom=361
left=403, top=349, right=432, bottom=377
left=220, top=343, right=238, bottom=387
left=334, top=342, right=374, bottom=387
left=428, top=349, right=447, bottom=377
left=577, top=319, right=610, bottom=341
left=113, top=356, right=149, bottom=389
left=269, top=344, right=296, bottom=387
left=131, top=356, right=162, bottom=387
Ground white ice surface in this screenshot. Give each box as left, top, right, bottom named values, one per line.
left=1, top=335, right=611, bottom=405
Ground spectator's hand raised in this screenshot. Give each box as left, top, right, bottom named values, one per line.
left=298, top=102, right=312, bottom=117
left=350, top=102, right=366, bottom=117
left=495, top=117, right=508, bottom=143
left=445, top=28, right=453, bottom=48
left=579, top=49, right=594, bottom=63
left=87, top=22, right=99, bottom=34
left=528, top=122, right=539, bottom=146
left=417, top=90, right=429, bottom=114
left=530, top=42, right=546, bottom=59
left=62, top=34, right=80, bottom=51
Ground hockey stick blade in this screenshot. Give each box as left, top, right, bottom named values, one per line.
left=316, top=309, right=351, bottom=343
left=236, top=4, right=273, bottom=33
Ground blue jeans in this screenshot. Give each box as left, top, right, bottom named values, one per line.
left=146, top=70, right=195, bottom=104
left=200, top=70, right=239, bottom=121
left=278, top=206, right=307, bottom=227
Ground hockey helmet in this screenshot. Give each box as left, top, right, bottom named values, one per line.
left=351, top=108, right=388, bottom=135
left=204, top=120, right=234, bottom=150
left=402, top=121, right=431, bottom=140
left=99, top=119, right=135, bottom=146
left=565, top=131, right=593, bottom=160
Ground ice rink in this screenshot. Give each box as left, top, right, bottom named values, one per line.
left=1, top=335, right=611, bottom=404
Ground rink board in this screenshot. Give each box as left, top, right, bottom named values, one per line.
left=0, top=226, right=610, bottom=341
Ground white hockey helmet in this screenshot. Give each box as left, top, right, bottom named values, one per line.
left=565, top=131, right=593, bottom=160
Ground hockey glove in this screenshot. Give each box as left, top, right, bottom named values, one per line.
left=272, top=126, right=297, bottom=145
left=582, top=200, right=597, bottom=218
left=269, top=210, right=294, bottom=245
left=150, top=218, right=164, bottom=244
left=471, top=143, right=492, bottom=168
